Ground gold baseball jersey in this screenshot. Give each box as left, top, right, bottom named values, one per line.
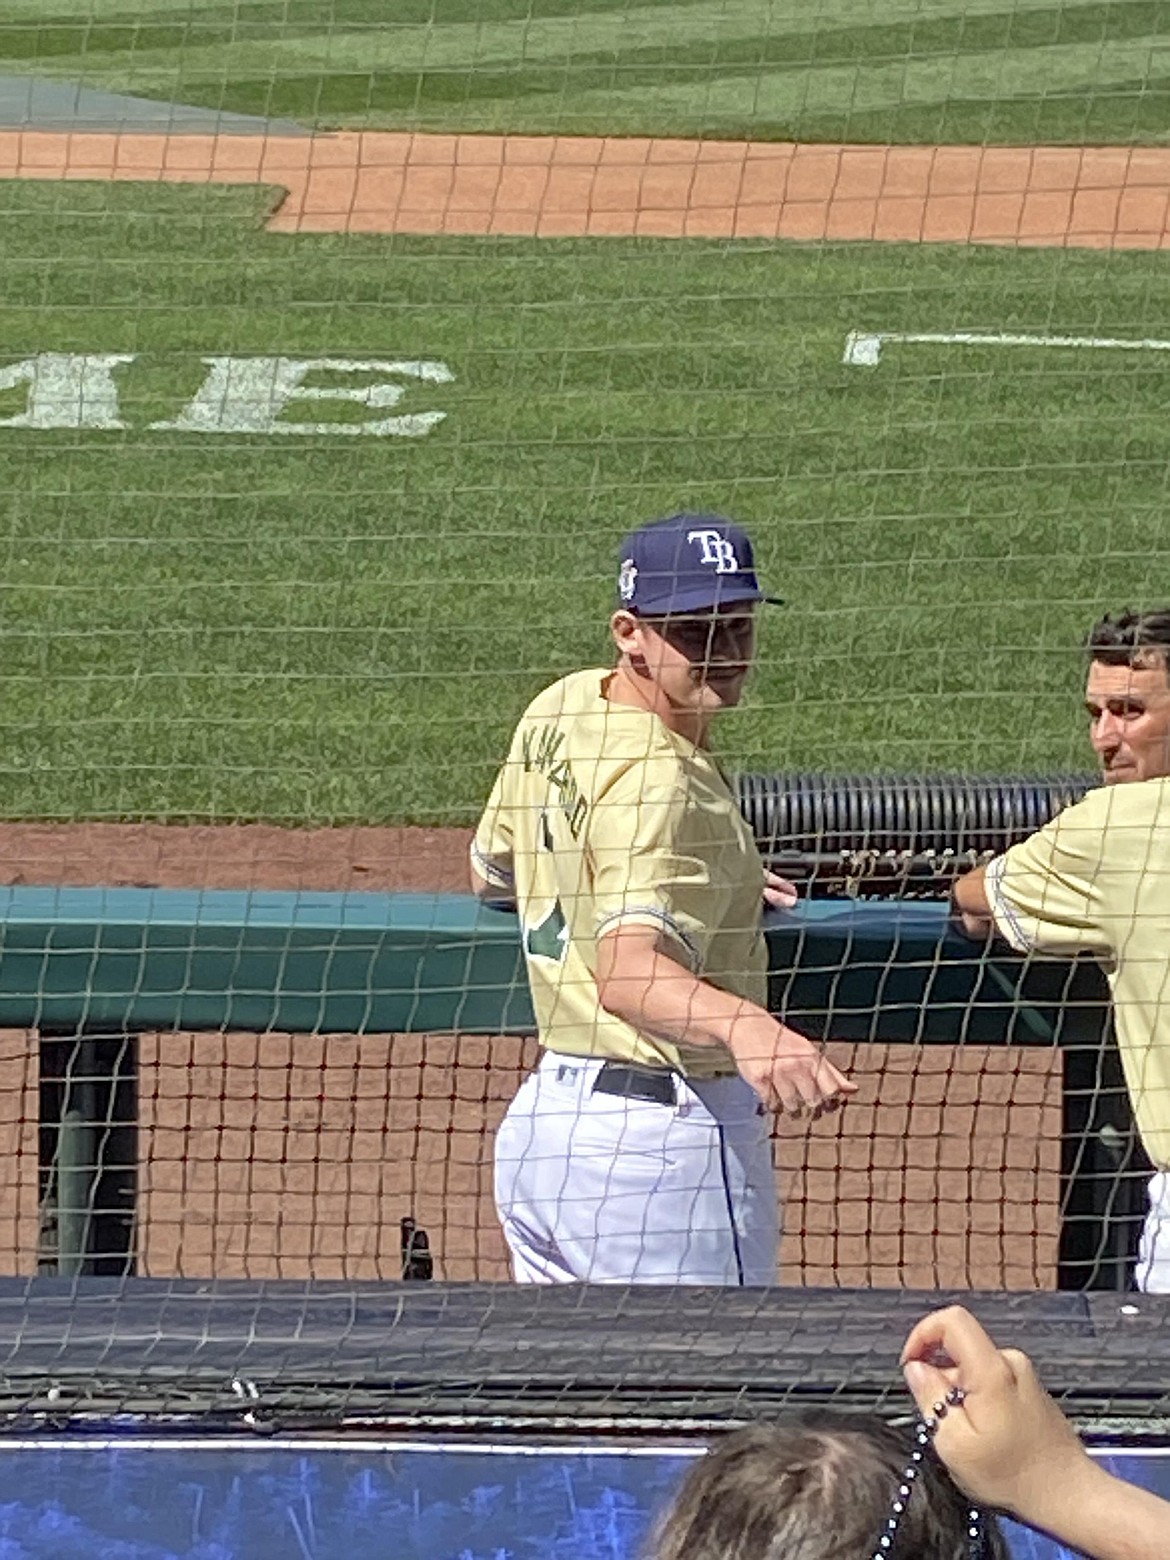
left=985, top=778, right=1170, bottom=1169
left=472, top=668, right=768, bottom=1077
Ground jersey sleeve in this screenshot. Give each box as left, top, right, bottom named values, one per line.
left=985, top=792, right=1111, bottom=956
left=590, top=775, right=718, bottom=971
left=470, top=763, right=516, bottom=894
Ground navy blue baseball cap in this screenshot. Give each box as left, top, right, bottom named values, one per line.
left=616, top=513, right=783, bottom=616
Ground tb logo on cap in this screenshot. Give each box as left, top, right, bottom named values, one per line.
left=688, top=528, right=739, bottom=574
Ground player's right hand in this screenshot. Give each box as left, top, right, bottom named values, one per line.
left=728, top=1019, right=856, bottom=1118
left=901, top=1305, right=1091, bottom=1527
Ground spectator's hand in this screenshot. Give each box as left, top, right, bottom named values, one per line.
left=763, top=870, right=799, bottom=911
left=901, top=1305, right=1092, bottom=1528
left=728, top=1017, right=857, bottom=1118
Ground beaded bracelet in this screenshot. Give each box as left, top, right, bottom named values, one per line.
left=870, top=1385, right=988, bottom=1560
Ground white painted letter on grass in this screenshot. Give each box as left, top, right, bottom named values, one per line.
left=152, top=357, right=455, bottom=436
left=0, top=353, right=134, bottom=429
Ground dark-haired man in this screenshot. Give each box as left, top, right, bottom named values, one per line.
left=471, top=514, right=855, bottom=1285
left=954, top=609, right=1170, bottom=1291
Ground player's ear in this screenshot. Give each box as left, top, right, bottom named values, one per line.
left=610, top=609, right=642, bottom=659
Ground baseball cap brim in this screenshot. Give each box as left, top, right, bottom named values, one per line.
left=633, top=582, right=784, bottom=614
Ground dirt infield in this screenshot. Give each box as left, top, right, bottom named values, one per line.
left=0, top=821, right=471, bottom=893
left=3, top=129, right=1170, bottom=244
left=4, top=125, right=1106, bottom=1287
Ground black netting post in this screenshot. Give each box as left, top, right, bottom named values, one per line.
left=39, top=1029, right=138, bottom=1277
left=401, top=1216, right=434, bottom=1280
left=1058, top=1023, right=1151, bottom=1291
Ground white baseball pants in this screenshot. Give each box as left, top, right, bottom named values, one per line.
left=494, top=1051, right=780, bottom=1285
left=1137, top=1171, right=1170, bottom=1292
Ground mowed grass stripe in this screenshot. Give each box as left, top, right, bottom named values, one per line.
left=215, top=13, right=1170, bottom=142
left=7, top=0, right=1154, bottom=74
left=4, top=0, right=1128, bottom=33
left=1, top=0, right=1165, bottom=142
left=214, top=44, right=1169, bottom=143
left=14, top=0, right=1163, bottom=77
left=1, top=185, right=1170, bottom=820
left=0, top=0, right=222, bottom=17
left=0, top=0, right=685, bottom=23
left=790, top=75, right=1170, bottom=146
left=539, top=36, right=1166, bottom=120
left=0, top=0, right=1092, bottom=76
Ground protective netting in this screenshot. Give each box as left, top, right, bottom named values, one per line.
left=1, top=1282, right=1168, bottom=1434
left=26, top=1028, right=1069, bottom=1288
left=0, top=3, right=1165, bottom=1440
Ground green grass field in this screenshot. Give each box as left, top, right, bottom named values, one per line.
left=0, top=2, right=1167, bottom=823
left=1, top=182, right=1169, bottom=822
left=3, top=0, right=1169, bottom=145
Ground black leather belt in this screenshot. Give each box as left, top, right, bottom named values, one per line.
left=592, top=1061, right=677, bottom=1106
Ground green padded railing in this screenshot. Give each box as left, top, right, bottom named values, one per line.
left=0, top=885, right=1108, bottom=1041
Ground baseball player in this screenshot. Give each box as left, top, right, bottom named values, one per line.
left=954, top=608, right=1170, bottom=1291
left=471, top=513, right=855, bottom=1285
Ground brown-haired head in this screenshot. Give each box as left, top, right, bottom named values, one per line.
left=1086, top=609, right=1170, bottom=673
left=1084, top=612, right=1170, bottom=783
left=644, top=1418, right=1007, bottom=1560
